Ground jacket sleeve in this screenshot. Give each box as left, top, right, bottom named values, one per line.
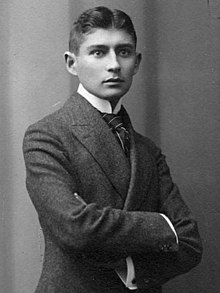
left=132, top=145, right=202, bottom=290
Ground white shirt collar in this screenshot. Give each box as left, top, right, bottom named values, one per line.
left=77, top=83, right=122, bottom=114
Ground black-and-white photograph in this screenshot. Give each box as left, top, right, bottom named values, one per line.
left=0, top=1, right=219, bottom=292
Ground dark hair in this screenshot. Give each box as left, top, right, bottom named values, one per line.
left=69, top=6, right=137, bottom=54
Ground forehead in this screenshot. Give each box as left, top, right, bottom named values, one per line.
left=79, top=28, right=135, bottom=50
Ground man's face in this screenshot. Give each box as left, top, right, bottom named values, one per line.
left=67, top=28, right=141, bottom=103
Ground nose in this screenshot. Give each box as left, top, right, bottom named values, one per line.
left=106, top=51, right=121, bottom=73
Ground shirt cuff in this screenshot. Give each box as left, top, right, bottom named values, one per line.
left=115, top=256, right=137, bottom=290
left=160, top=213, right=179, bottom=244
left=126, top=256, right=137, bottom=290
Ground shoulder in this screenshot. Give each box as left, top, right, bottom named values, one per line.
left=24, top=96, right=76, bottom=137
left=22, top=97, right=79, bottom=156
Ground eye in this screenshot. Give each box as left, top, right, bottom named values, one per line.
left=118, top=48, right=132, bottom=57
left=91, top=50, right=104, bottom=57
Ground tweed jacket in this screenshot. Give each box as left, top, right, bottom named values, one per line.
left=23, top=93, right=202, bottom=293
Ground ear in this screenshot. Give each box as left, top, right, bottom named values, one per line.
left=64, top=51, right=78, bottom=76
left=133, top=52, right=142, bottom=75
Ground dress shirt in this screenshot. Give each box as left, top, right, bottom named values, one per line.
left=77, top=83, right=178, bottom=290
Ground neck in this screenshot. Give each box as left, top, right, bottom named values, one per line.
left=110, top=98, right=120, bottom=112
left=77, top=83, right=123, bottom=114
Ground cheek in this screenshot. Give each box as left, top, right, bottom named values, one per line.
left=125, top=69, right=136, bottom=81
left=79, top=63, right=101, bottom=80
left=77, top=66, right=94, bottom=82
left=122, top=61, right=137, bottom=77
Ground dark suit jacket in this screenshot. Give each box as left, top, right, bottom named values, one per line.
left=23, top=93, right=202, bottom=293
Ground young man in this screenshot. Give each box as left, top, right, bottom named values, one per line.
left=23, top=6, right=202, bottom=293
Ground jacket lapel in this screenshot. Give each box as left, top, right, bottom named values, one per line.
left=120, top=108, right=153, bottom=211
left=64, top=94, right=131, bottom=200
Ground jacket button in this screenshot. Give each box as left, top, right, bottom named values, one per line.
left=159, top=245, right=164, bottom=251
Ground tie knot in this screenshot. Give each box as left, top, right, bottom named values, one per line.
left=102, top=113, right=124, bottom=131
left=101, top=112, right=130, bottom=156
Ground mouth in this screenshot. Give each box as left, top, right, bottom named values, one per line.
left=104, top=77, right=124, bottom=83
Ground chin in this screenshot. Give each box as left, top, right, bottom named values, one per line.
left=103, top=94, right=124, bottom=102
left=104, top=88, right=129, bottom=100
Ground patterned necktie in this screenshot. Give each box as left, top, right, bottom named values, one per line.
left=102, top=112, right=130, bottom=157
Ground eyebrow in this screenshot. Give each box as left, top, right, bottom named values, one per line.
left=86, top=45, right=108, bottom=51
left=116, top=43, right=135, bottom=49
left=86, top=43, right=135, bottom=51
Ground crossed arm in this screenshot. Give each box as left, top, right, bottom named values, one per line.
left=23, top=124, right=202, bottom=290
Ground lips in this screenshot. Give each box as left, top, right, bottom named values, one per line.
left=104, top=77, right=124, bottom=83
